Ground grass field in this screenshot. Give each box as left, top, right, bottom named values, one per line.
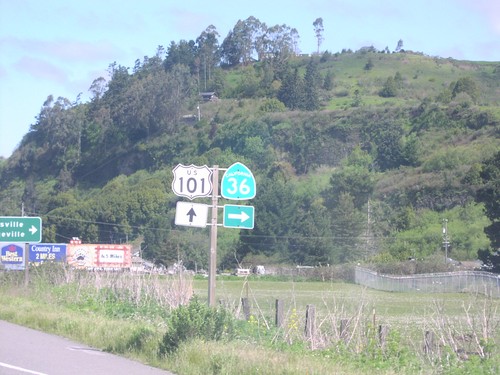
left=194, top=277, right=499, bottom=341
left=1, top=270, right=499, bottom=374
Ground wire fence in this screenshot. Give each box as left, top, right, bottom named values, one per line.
left=354, top=266, right=500, bottom=298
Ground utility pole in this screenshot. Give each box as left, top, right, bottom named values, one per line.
left=442, top=219, right=449, bottom=263
left=208, top=166, right=219, bottom=306
left=365, top=199, right=373, bottom=256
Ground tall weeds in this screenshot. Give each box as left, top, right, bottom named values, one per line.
left=1, top=266, right=499, bottom=374
left=14, top=263, right=193, bottom=318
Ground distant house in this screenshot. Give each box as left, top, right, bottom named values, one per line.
left=181, top=114, right=198, bottom=122
left=200, top=92, right=219, bottom=102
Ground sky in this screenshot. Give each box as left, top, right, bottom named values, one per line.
left=0, top=0, right=499, bottom=159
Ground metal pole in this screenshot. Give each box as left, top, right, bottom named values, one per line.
left=442, top=219, right=448, bottom=263
left=208, top=165, right=219, bottom=306
left=24, top=243, right=29, bottom=287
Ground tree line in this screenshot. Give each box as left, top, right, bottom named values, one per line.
left=0, top=26, right=498, bottom=271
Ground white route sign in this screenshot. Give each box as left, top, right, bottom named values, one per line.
left=172, top=164, right=213, bottom=200
left=175, top=202, right=209, bottom=228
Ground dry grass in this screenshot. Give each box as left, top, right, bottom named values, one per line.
left=1, top=267, right=499, bottom=374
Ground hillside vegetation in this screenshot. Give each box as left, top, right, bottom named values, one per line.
left=0, top=25, right=499, bottom=271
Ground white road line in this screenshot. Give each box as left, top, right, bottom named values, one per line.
left=0, top=361, right=48, bottom=375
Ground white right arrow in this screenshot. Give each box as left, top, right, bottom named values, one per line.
left=29, top=225, right=38, bottom=235
left=228, top=211, right=250, bottom=223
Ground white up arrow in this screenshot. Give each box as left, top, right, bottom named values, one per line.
left=227, top=211, right=250, bottom=223
left=29, top=225, right=38, bottom=235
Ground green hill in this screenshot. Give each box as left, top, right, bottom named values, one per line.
left=0, top=47, right=498, bottom=270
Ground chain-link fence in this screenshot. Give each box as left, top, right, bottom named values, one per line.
left=355, top=266, right=500, bottom=298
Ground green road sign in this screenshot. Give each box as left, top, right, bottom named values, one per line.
left=221, top=162, right=256, bottom=200
left=0, top=216, right=42, bottom=243
left=223, top=205, right=254, bottom=229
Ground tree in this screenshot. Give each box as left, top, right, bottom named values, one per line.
left=89, top=77, right=107, bottom=102
left=288, top=196, right=333, bottom=265
left=364, top=58, right=374, bottom=71
left=451, top=77, right=478, bottom=103
left=323, top=164, right=375, bottom=210
left=303, top=59, right=321, bottom=110
left=220, top=17, right=266, bottom=66
left=330, top=192, right=366, bottom=263
left=220, top=30, right=241, bottom=67
left=475, top=151, right=500, bottom=272
left=476, top=151, right=500, bottom=248
left=313, top=18, right=324, bottom=54
left=28, top=95, right=84, bottom=176
left=351, top=89, right=363, bottom=107
left=237, top=171, right=298, bottom=261
left=236, top=65, right=260, bottom=98
left=265, top=24, right=299, bottom=62
left=395, top=39, right=404, bottom=53
left=323, top=70, right=334, bottom=90
left=277, top=66, right=304, bottom=109
left=365, top=119, right=405, bottom=171
left=380, top=76, right=397, bottom=97
left=196, top=25, right=220, bottom=90
left=164, top=40, right=198, bottom=73
left=287, top=120, right=323, bottom=174
left=477, top=248, right=500, bottom=273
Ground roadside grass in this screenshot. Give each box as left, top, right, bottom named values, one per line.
left=0, top=289, right=167, bottom=368
left=194, top=277, right=493, bottom=320
left=195, top=277, right=500, bottom=349
left=162, top=339, right=398, bottom=375
left=1, top=268, right=499, bottom=374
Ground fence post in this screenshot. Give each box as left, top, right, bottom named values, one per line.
left=378, top=325, right=389, bottom=348
left=340, top=319, right=349, bottom=341
left=241, top=297, right=251, bottom=320
left=275, top=299, right=284, bottom=327
left=305, top=304, right=316, bottom=342
left=424, top=330, right=435, bottom=354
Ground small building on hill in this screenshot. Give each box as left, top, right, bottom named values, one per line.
left=200, top=92, right=219, bottom=102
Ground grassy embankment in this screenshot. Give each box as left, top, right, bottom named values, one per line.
left=1, top=266, right=499, bottom=375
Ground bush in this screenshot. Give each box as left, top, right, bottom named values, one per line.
left=379, top=77, right=397, bottom=97
left=259, top=98, right=286, bottom=112
left=159, top=297, right=235, bottom=355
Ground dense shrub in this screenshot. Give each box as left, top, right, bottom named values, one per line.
left=159, top=297, right=235, bottom=355
left=368, top=255, right=454, bottom=275
left=259, top=98, right=286, bottom=112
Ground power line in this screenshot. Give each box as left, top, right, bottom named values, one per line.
left=27, top=211, right=436, bottom=244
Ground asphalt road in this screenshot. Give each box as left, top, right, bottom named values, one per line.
left=0, top=320, right=174, bottom=375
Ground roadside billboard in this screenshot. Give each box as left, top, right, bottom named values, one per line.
left=29, top=243, right=66, bottom=263
left=0, top=243, right=25, bottom=270
left=66, top=244, right=132, bottom=270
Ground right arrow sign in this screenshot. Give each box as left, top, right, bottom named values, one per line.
left=223, top=205, right=254, bottom=229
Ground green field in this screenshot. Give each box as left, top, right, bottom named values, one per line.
left=1, top=270, right=499, bottom=374
left=194, top=277, right=499, bottom=337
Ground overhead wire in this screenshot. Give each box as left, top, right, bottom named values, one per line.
left=27, top=210, right=428, bottom=246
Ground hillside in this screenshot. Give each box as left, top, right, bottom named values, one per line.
left=0, top=48, right=499, bottom=270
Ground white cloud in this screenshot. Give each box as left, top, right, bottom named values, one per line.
left=14, top=56, right=68, bottom=83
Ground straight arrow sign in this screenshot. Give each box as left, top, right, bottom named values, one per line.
left=175, top=202, right=208, bottom=228
left=186, top=207, right=197, bottom=223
